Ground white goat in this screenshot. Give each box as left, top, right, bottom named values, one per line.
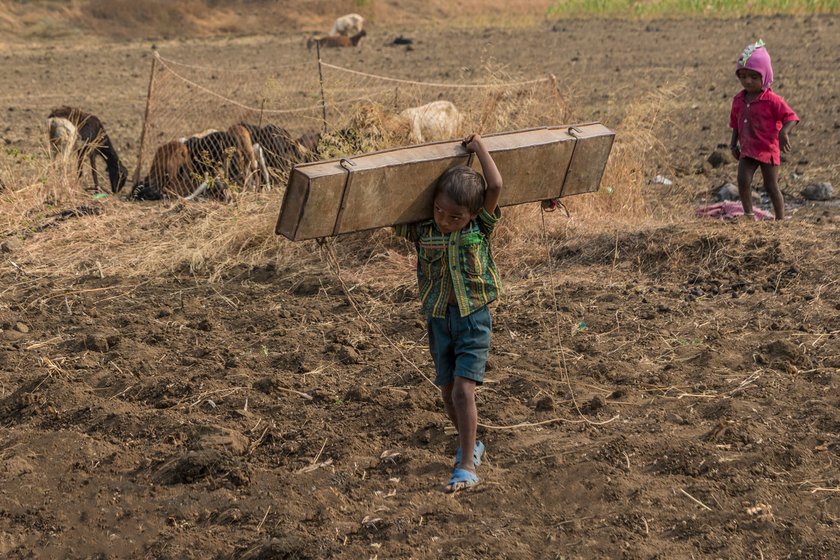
left=48, top=117, right=78, bottom=161
left=400, top=100, right=464, bottom=144
left=330, top=13, right=364, bottom=37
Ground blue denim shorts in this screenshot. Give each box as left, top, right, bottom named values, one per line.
left=427, top=305, right=492, bottom=386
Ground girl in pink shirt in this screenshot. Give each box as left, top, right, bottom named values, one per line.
left=729, top=39, right=799, bottom=220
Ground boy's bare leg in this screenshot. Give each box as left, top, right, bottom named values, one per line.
left=441, top=383, right=458, bottom=429
left=737, top=157, right=759, bottom=216
left=760, top=162, right=784, bottom=219
left=447, top=377, right=477, bottom=491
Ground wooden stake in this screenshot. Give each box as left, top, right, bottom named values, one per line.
left=133, top=50, right=159, bottom=189
left=316, top=42, right=327, bottom=133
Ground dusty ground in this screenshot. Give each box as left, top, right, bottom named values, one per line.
left=1, top=12, right=839, bottom=560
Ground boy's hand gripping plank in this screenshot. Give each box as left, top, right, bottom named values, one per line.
left=275, top=123, right=615, bottom=241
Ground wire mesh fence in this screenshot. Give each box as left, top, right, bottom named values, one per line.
left=135, top=49, right=569, bottom=188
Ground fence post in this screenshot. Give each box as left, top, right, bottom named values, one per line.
left=316, top=42, right=327, bottom=133
left=132, top=50, right=160, bottom=188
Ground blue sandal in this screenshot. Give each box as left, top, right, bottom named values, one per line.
left=445, top=468, right=479, bottom=492
left=454, top=440, right=485, bottom=468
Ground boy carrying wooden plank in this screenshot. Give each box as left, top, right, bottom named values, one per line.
left=394, top=134, right=502, bottom=492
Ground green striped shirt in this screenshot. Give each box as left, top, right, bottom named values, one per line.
left=395, top=207, right=502, bottom=319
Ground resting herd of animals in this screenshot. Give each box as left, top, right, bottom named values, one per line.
left=45, top=14, right=462, bottom=203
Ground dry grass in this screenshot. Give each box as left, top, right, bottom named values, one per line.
left=568, top=82, right=684, bottom=222
left=1, top=82, right=678, bottom=285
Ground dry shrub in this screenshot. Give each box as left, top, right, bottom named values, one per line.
left=317, top=76, right=569, bottom=159
left=469, top=83, right=687, bottom=278
left=474, top=76, right=571, bottom=133
left=318, top=103, right=412, bottom=160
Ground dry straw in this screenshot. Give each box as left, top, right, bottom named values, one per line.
left=2, top=73, right=672, bottom=283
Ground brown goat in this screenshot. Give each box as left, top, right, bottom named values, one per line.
left=308, top=29, right=367, bottom=49
left=133, top=125, right=259, bottom=201
left=227, top=124, right=259, bottom=190
left=146, top=141, right=193, bottom=198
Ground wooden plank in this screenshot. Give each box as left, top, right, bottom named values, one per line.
left=276, top=123, right=614, bottom=241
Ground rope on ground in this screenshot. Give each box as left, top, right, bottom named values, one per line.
left=319, top=239, right=438, bottom=389
left=478, top=415, right=619, bottom=430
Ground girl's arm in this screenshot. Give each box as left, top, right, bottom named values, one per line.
left=729, top=129, right=740, bottom=159
left=465, top=134, right=502, bottom=214
left=779, top=120, right=797, bottom=153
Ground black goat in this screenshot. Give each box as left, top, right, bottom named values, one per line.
left=296, top=130, right=322, bottom=160
left=48, top=106, right=128, bottom=193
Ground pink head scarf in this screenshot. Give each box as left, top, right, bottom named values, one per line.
left=736, top=39, right=774, bottom=90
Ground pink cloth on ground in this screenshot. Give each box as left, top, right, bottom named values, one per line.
left=695, top=201, right=774, bottom=221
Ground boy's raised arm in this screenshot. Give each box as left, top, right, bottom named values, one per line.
left=465, top=134, right=502, bottom=214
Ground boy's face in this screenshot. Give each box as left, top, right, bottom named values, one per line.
left=433, top=192, right=477, bottom=234
left=736, top=68, right=763, bottom=94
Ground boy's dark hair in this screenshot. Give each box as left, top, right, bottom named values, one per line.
left=435, top=165, right=486, bottom=215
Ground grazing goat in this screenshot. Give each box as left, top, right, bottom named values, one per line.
left=296, top=130, right=322, bottom=160
left=133, top=140, right=193, bottom=200
left=242, top=123, right=311, bottom=184
left=330, top=13, right=364, bottom=37
left=47, top=106, right=128, bottom=193
left=133, top=125, right=258, bottom=201
left=48, top=117, right=77, bottom=161
left=400, top=100, right=463, bottom=144
left=308, top=29, right=367, bottom=50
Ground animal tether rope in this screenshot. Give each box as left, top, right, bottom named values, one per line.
left=319, top=212, right=618, bottom=431
left=154, top=54, right=550, bottom=116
